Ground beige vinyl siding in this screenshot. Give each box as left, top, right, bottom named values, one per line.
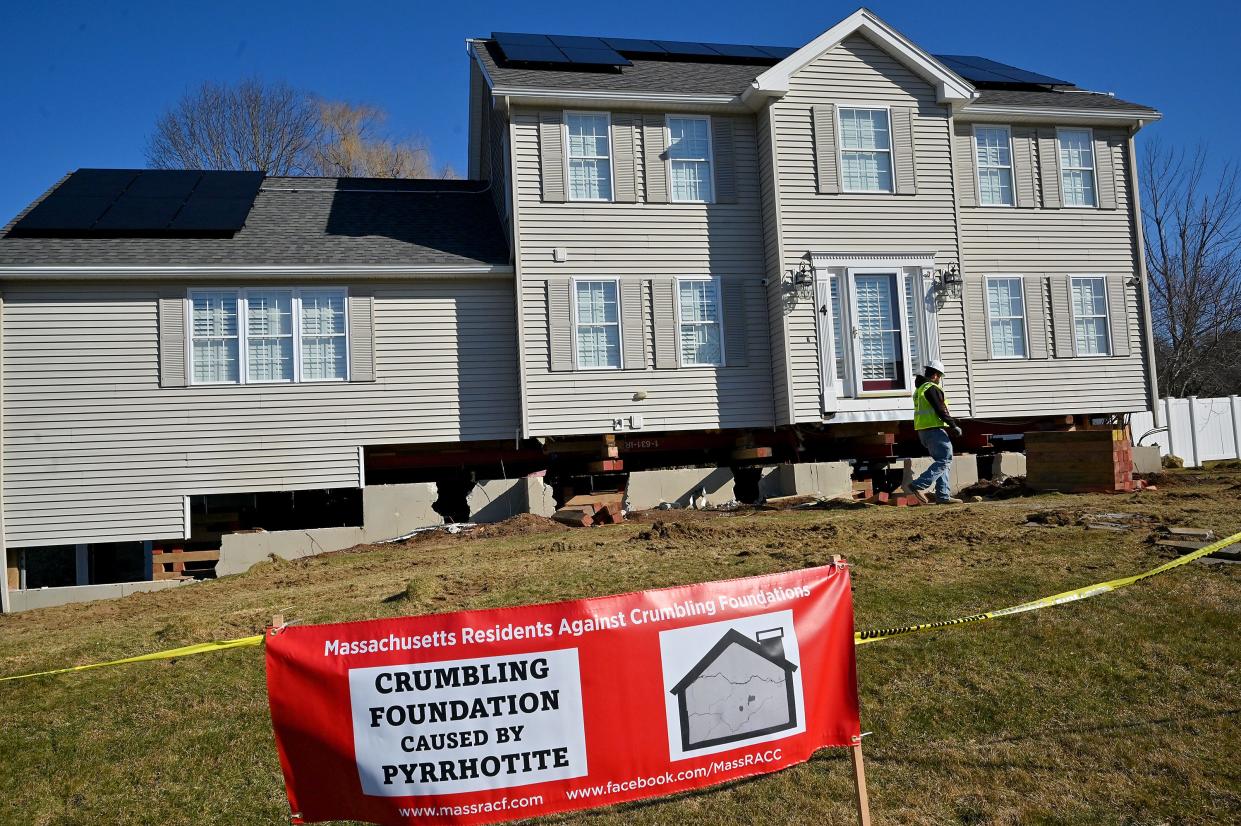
left=756, top=103, right=792, bottom=424
left=2, top=279, right=520, bottom=547
left=771, top=34, right=966, bottom=421
left=959, top=128, right=1149, bottom=417
left=511, top=106, right=774, bottom=437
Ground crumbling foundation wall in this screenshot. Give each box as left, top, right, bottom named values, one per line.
left=900, top=454, right=979, bottom=494
left=625, top=467, right=736, bottom=511
left=758, top=462, right=853, bottom=500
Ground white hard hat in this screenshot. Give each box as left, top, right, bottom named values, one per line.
left=926, top=359, right=947, bottom=375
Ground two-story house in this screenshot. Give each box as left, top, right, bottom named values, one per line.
left=0, top=9, right=1161, bottom=610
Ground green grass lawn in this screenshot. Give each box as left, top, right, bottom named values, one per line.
left=1, top=469, right=1238, bottom=825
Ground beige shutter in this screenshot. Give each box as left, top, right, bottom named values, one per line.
left=1094, top=133, right=1118, bottom=210
left=642, top=115, right=669, bottom=203
left=953, top=121, right=976, bottom=207
left=1037, top=128, right=1062, bottom=209
left=611, top=114, right=639, bottom=203
left=891, top=106, right=917, bottom=195
left=812, top=105, right=841, bottom=195
left=347, top=291, right=376, bottom=382
left=1023, top=276, right=1049, bottom=359
left=652, top=279, right=678, bottom=368
left=158, top=290, right=188, bottom=388
left=538, top=111, right=565, bottom=203
left=1049, top=274, right=1074, bottom=357
left=621, top=280, right=644, bottom=369
left=722, top=280, right=748, bottom=366
left=711, top=117, right=738, bottom=203
left=1012, top=127, right=1037, bottom=208
left=1107, top=274, right=1131, bottom=357
left=548, top=278, right=574, bottom=371
left=965, top=276, right=989, bottom=361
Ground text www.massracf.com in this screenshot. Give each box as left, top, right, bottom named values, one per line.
left=395, top=749, right=783, bottom=818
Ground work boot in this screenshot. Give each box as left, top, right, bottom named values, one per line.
left=902, top=483, right=931, bottom=504
left=934, top=496, right=964, bottom=505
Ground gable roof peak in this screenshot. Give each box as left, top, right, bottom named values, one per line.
left=745, top=7, right=975, bottom=108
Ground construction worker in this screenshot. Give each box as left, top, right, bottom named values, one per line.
left=903, top=359, right=965, bottom=505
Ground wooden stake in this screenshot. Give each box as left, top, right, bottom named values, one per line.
left=850, top=741, right=872, bottom=826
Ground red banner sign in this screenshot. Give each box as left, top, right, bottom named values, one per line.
left=265, top=563, right=860, bottom=825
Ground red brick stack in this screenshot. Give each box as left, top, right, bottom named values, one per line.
left=1025, top=430, right=1139, bottom=493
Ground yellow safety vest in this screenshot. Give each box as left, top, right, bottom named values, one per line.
left=913, top=381, right=948, bottom=431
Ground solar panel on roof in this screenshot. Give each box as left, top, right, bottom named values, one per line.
left=651, top=40, right=717, bottom=56
left=496, top=43, right=571, bottom=63
left=560, top=47, right=631, bottom=66
left=935, top=54, right=1071, bottom=86
left=169, top=197, right=254, bottom=232
left=491, top=32, right=552, bottom=45
left=600, top=37, right=666, bottom=53
left=704, top=43, right=770, bottom=59
left=192, top=170, right=263, bottom=198
left=7, top=169, right=262, bottom=237
left=547, top=34, right=609, bottom=49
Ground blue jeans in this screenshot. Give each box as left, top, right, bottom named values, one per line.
left=914, top=427, right=954, bottom=500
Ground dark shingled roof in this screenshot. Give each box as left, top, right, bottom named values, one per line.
left=476, top=39, right=1159, bottom=115
left=0, top=176, right=510, bottom=269
left=475, top=41, right=762, bottom=97
left=970, top=88, right=1158, bottom=114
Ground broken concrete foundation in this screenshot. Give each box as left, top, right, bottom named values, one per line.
left=5, top=579, right=187, bottom=612
left=467, top=476, right=557, bottom=523
left=625, top=467, right=736, bottom=511
left=900, top=453, right=979, bottom=494
left=217, top=482, right=441, bottom=576
left=990, top=451, right=1027, bottom=480
left=758, top=462, right=853, bottom=500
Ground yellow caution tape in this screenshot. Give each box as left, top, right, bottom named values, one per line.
left=854, top=530, right=1241, bottom=645
left=0, top=634, right=264, bottom=683
left=2, top=531, right=1236, bottom=680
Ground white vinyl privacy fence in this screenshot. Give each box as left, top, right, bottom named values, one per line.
left=1130, top=397, right=1241, bottom=468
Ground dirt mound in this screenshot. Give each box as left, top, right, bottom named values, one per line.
left=959, top=477, right=1033, bottom=500
left=474, top=513, right=569, bottom=538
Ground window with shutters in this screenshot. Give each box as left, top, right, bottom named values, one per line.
left=188, top=288, right=349, bottom=385
left=676, top=279, right=724, bottom=366
left=985, top=276, right=1028, bottom=358
left=1070, top=276, right=1110, bottom=356
left=974, top=126, right=1014, bottom=206
left=565, top=112, right=613, bottom=201
left=1058, top=128, right=1097, bottom=207
left=837, top=108, right=893, bottom=193
left=666, top=116, right=714, bottom=203
left=573, top=280, right=621, bottom=369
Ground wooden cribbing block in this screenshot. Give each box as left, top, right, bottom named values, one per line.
left=552, top=508, right=594, bottom=528
left=587, top=459, right=624, bottom=473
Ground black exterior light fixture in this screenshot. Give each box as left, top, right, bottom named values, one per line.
left=936, top=263, right=963, bottom=299
left=793, top=260, right=814, bottom=299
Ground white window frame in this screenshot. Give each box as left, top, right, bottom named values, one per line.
left=570, top=278, right=623, bottom=371
left=665, top=114, right=715, bottom=204
left=674, top=277, right=725, bottom=367
left=187, top=287, right=350, bottom=385
left=983, top=275, right=1030, bottom=360
left=836, top=105, right=894, bottom=194
left=846, top=267, right=913, bottom=396
left=1057, top=127, right=1098, bottom=208
left=1069, top=274, right=1111, bottom=357
left=563, top=110, right=614, bottom=203
left=973, top=125, right=1015, bottom=207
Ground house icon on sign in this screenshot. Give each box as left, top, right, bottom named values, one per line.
left=669, top=627, right=800, bottom=752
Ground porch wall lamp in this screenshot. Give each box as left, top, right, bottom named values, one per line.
left=936, top=263, right=963, bottom=299
left=792, top=261, right=814, bottom=300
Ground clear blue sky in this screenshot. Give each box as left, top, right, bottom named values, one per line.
left=2, top=0, right=1236, bottom=224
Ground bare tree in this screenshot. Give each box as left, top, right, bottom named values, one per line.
left=310, top=101, right=440, bottom=178
left=1142, top=140, right=1241, bottom=397
left=147, top=81, right=455, bottom=179
left=146, top=79, right=320, bottom=174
